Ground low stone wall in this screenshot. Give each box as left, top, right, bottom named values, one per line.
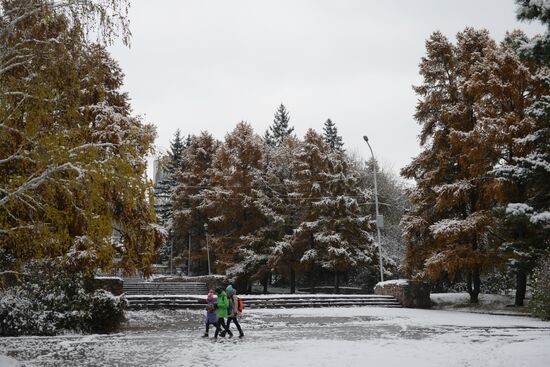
left=94, top=276, right=124, bottom=296
left=298, top=286, right=370, bottom=294
left=152, top=275, right=227, bottom=290
left=374, top=279, right=432, bottom=308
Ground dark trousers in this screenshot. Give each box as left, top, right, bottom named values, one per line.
left=227, top=316, right=244, bottom=336
left=205, top=321, right=218, bottom=335
left=215, top=318, right=232, bottom=338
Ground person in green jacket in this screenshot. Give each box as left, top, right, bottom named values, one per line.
left=214, top=288, right=233, bottom=338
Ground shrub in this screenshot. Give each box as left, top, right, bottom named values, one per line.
left=89, top=289, right=127, bottom=333
left=0, top=259, right=126, bottom=336
left=530, top=255, right=550, bottom=320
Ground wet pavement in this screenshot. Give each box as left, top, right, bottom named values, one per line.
left=1, top=307, right=549, bottom=367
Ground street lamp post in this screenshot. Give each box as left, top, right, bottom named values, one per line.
left=204, top=223, right=211, bottom=275
left=188, top=233, right=191, bottom=276
left=363, top=135, right=384, bottom=283
left=169, top=228, right=173, bottom=275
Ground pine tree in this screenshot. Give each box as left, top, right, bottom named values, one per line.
left=154, top=130, right=187, bottom=227
left=316, top=150, right=377, bottom=292
left=322, top=119, right=344, bottom=152
left=515, top=0, right=550, bottom=63
left=285, top=129, right=331, bottom=292
left=266, top=136, right=303, bottom=293
left=488, top=3, right=550, bottom=305
left=263, top=129, right=275, bottom=147
left=266, top=104, right=294, bottom=147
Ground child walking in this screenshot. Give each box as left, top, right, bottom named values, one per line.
left=203, top=289, right=218, bottom=338
left=214, top=287, right=233, bottom=338
left=224, top=284, right=244, bottom=338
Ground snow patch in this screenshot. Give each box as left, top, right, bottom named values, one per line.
left=376, top=279, right=409, bottom=288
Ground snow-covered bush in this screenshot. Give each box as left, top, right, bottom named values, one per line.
left=0, top=260, right=126, bottom=336
left=530, top=255, right=550, bottom=320
left=89, top=289, right=127, bottom=333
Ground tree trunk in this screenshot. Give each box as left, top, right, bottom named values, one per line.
left=515, top=268, right=527, bottom=307
left=290, top=266, right=296, bottom=294
left=467, top=267, right=480, bottom=304
left=334, top=271, right=340, bottom=294
left=310, top=269, right=315, bottom=294
left=262, top=273, right=269, bottom=294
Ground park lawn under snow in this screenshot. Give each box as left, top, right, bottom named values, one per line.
left=1, top=306, right=549, bottom=367
left=431, top=293, right=531, bottom=315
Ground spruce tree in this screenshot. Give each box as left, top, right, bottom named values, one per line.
left=317, top=150, right=377, bottom=292
left=267, top=136, right=303, bottom=293
left=154, top=130, right=186, bottom=227
left=266, top=104, right=294, bottom=147
left=489, top=2, right=550, bottom=305
left=322, top=119, right=344, bottom=152
left=288, top=129, right=331, bottom=292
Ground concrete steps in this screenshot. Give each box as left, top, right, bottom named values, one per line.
left=125, top=294, right=402, bottom=310
left=123, top=282, right=208, bottom=296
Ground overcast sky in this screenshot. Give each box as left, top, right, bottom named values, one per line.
left=109, top=0, right=544, bottom=178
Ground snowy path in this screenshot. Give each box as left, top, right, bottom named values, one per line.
left=1, top=307, right=549, bottom=367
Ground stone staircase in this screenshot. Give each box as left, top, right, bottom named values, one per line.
left=123, top=281, right=208, bottom=296
left=243, top=295, right=401, bottom=308
left=125, top=292, right=402, bottom=310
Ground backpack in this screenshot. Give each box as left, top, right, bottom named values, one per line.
left=236, top=296, right=244, bottom=313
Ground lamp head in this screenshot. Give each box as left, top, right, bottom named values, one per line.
left=363, top=135, right=369, bottom=143
left=204, top=223, right=208, bottom=230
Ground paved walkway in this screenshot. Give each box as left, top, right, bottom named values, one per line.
left=1, top=307, right=549, bottom=366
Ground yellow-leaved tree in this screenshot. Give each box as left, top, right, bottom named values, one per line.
left=0, top=0, right=165, bottom=276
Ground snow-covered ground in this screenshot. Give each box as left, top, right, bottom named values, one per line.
left=1, top=306, right=549, bottom=367
left=431, top=293, right=530, bottom=315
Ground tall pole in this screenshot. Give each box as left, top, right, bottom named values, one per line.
left=188, top=233, right=191, bottom=276
left=204, top=223, right=211, bottom=275
left=363, top=135, right=384, bottom=282
left=170, top=230, right=173, bottom=275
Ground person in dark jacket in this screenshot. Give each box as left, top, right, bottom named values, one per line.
left=223, top=284, right=244, bottom=338
left=214, top=287, right=233, bottom=338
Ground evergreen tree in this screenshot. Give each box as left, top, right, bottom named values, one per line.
left=515, top=0, right=550, bottom=63
left=266, top=136, right=303, bottom=293
left=275, top=129, right=376, bottom=292
left=263, top=129, right=275, bottom=147
left=316, top=150, right=377, bottom=292
left=488, top=3, right=550, bottom=305
left=266, top=104, right=294, bottom=147
left=287, top=129, right=330, bottom=291
left=322, top=119, right=344, bottom=152
left=154, top=130, right=187, bottom=227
